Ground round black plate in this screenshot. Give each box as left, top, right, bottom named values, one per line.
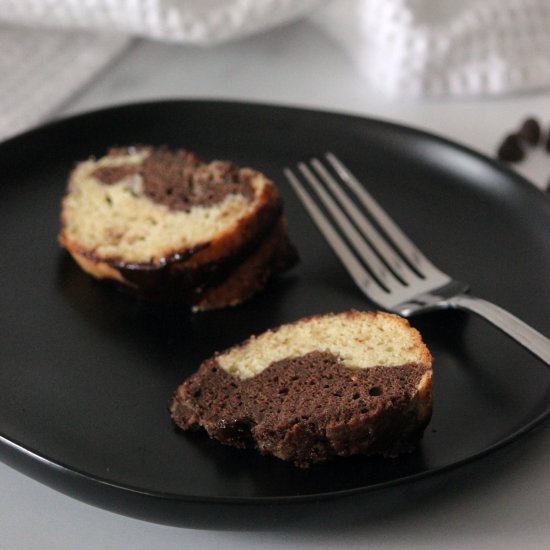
left=1, top=100, right=549, bottom=528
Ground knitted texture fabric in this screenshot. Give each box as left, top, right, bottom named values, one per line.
left=0, top=0, right=323, bottom=141
left=315, top=0, right=550, bottom=96
left=0, top=27, right=128, bottom=141
left=2, top=0, right=550, bottom=141
left=0, top=0, right=324, bottom=45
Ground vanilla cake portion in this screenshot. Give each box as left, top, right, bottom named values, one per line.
left=170, top=310, right=433, bottom=467
left=58, top=146, right=297, bottom=307
left=217, top=310, right=431, bottom=379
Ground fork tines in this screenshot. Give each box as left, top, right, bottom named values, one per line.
left=284, top=153, right=450, bottom=309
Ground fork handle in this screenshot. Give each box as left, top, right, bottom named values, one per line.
left=447, top=294, right=550, bottom=366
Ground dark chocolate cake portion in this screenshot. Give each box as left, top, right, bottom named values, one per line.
left=141, top=151, right=255, bottom=211
left=171, top=351, right=430, bottom=467
left=92, top=148, right=255, bottom=211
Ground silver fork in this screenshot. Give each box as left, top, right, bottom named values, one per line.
left=284, top=152, right=550, bottom=365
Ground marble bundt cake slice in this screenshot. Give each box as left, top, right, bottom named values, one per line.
left=58, top=146, right=297, bottom=309
left=170, top=310, right=433, bottom=467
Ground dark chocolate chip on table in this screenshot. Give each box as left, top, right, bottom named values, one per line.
left=497, top=133, right=525, bottom=162
left=518, top=117, right=541, bottom=146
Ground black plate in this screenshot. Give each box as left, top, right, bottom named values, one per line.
left=1, top=101, right=549, bottom=529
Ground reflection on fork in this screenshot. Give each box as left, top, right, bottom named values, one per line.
left=284, top=152, right=550, bottom=366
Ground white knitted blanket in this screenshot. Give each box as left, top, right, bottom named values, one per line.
left=0, top=0, right=322, bottom=141
left=1, top=0, right=550, bottom=141
left=315, top=0, right=550, bottom=97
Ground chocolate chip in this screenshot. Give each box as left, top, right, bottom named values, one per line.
left=545, top=129, right=550, bottom=153
left=518, top=117, right=541, bottom=146
left=497, top=134, right=525, bottom=162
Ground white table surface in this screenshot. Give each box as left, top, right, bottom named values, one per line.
left=2, top=19, right=549, bottom=550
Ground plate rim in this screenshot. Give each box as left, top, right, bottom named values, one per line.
left=2, top=406, right=549, bottom=505
left=2, top=97, right=548, bottom=201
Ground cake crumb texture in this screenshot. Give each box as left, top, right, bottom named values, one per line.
left=170, top=310, right=433, bottom=467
